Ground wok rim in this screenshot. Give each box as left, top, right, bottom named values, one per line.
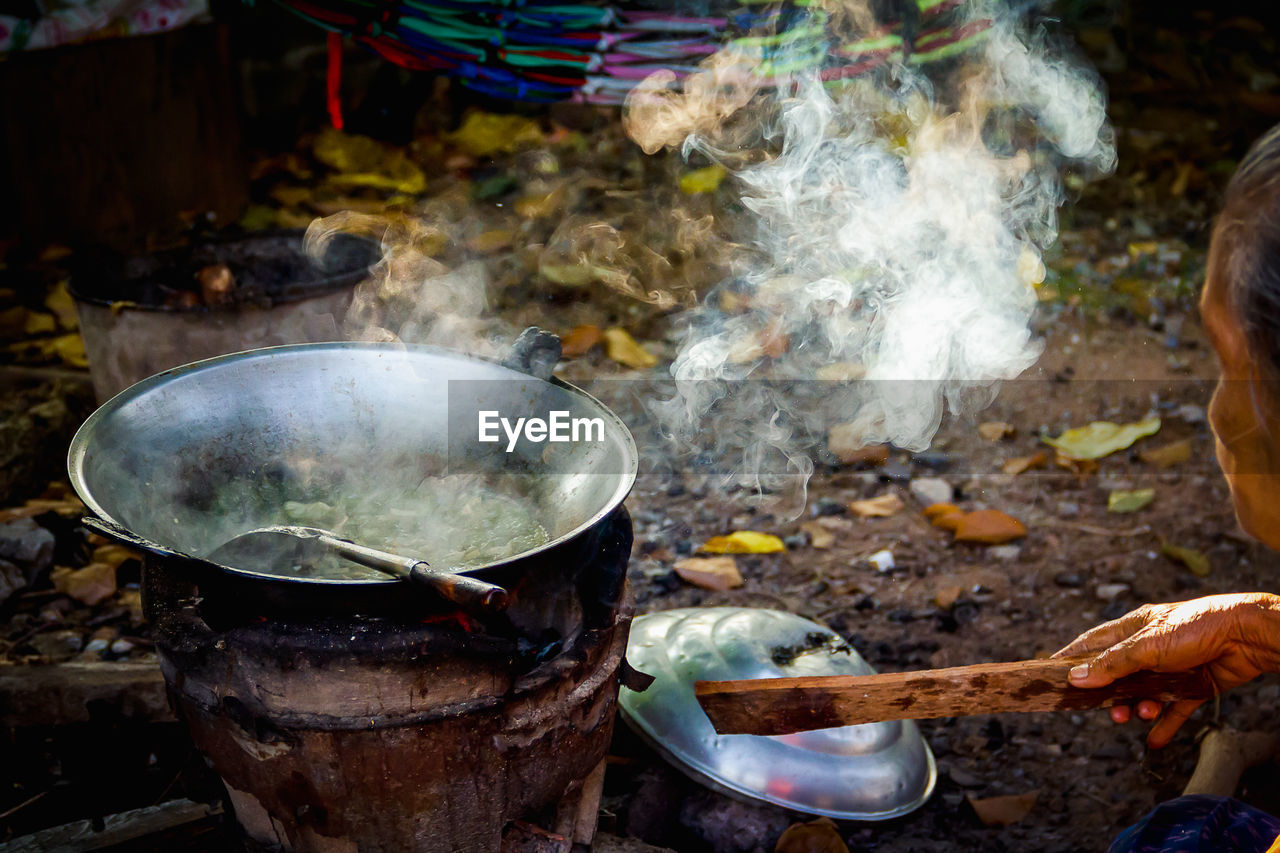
left=67, top=341, right=639, bottom=586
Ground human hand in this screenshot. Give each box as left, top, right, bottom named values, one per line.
left=1053, top=593, right=1280, bottom=748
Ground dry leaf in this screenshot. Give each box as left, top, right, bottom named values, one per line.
left=932, top=511, right=967, bottom=532
left=51, top=563, right=117, bottom=606
left=679, top=164, right=727, bottom=195
left=466, top=229, right=515, bottom=254
left=446, top=111, right=543, bottom=157
left=1139, top=439, right=1193, bottom=468
left=1054, top=452, right=1099, bottom=476
left=1108, top=489, right=1155, bottom=513
left=849, top=493, right=905, bottom=518
left=602, top=327, right=658, bottom=369
left=978, top=421, right=1016, bottom=441
left=934, top=585, right=964, bottom=609
left=828, top=425, right=889, bottom=466
left=967, top=791, right=1039, bottom=826
left=44, top=281, right=78, bottom=330
left=1162, top=542, right=1211, bottom=577
left=673, top=556, right=743, bottom=591
left=923, top=502, right=962, bottom=520
left=701, top=531, right=787, bottom=554
left=561, top=325, right=603, bottom=358
left=1043, top=418, right=1161, bottom=460
left=799, top=521, right=836, bottom=550
left=1002, top=451, right=1048, bottom=476
left=815, top=362, right=866, bottom=381
left=774, top=817, right=849, bottom=853
left=953, top=510, right=1027, bottom=544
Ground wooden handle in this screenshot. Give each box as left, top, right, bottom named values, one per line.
left=694, top=655, right=1217, bottom=736
left=408, top=563, right=509, bottom=613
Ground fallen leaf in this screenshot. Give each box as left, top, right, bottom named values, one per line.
left=679, top=164, right=727, bottom=195
left=799, top=521, right=836, bottom=549
left=932, top=511, right=967, bottom=532
left=673, top=556, right=743, bottom=591
left=967, top=791, right=1039, bottom=827
left=23, top=311, right=56, bottom=335
left=51, top=562, right=117, bottom=606
left=1162, top=542, right=1211, bottom=577
left=1002, top=451, right=1048, bottom=476
left=1108, top=489, right=1155, bottom=514
left=515, top=187, right=567, bottom=220
left=1054, top=452, right=1099, bottom=476
left=934, top=585, right=964, bottom=609
left=849, top=493, right=905, bottom=518
left=1139, top=438, right=1193, bottom=468
left=446, top=111, right=544, bottom=158
left=828, top=424, right=889, bottom=466
left=1042, top=418, right=1161, bottom=460
left=923, top=502, right=962, bottom=520
left=466, top=229, right=515, bottom=254
left=954, top=510, right=1027, bottom=544
left=815, top=362, right=865, bottom=381
left=775, top=817, right=850, bottom=853
left=978, top=421, right=1016, bottom=441
left=701, top=531, right=786, bottom=554
left=603, top=327, right=658, bottom=369
left=561, top=325, right=603, bottom=358
left=269, top=185, right=313, bottom=207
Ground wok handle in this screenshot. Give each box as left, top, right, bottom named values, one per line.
left=318, top=536, right=510, bottom=613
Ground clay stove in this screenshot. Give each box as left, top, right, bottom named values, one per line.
left=144, top=508, right=635, bottom=853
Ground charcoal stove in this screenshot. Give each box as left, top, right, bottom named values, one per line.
left=145, top=506, right=633, bottom=853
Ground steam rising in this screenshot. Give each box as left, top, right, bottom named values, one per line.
left=625, top=4, right=1115, bottom=513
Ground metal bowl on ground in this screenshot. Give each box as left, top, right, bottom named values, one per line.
left=67, top=341, right=637, bottom=622
left=620, top=607, right=936, bottom=821
left=69, top=230, right=377, bottom=400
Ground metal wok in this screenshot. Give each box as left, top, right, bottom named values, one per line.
left=67, top=337, right=637, bottom=621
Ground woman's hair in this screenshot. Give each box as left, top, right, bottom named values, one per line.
left=1212, top=123, right=1280, bottom=377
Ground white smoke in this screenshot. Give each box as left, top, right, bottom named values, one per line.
left=626, top=4, right=1116, bottom=516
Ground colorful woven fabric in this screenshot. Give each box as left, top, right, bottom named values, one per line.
left=272, top=0, right=990, bottom=106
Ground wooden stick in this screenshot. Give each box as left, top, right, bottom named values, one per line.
left=695, top=655, right=1216, bottom=736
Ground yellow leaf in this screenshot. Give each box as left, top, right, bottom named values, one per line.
left=1107, top=489, right=1155, bottom=513
left=701, top=531, right=786, bottom=554
left=539, top=262, right=594, bottom=287
left=1042, top=418, right=1161, bottom=460
left=44, top=281, right=78, bottom=330
left=603, top=327, right=658, bottom=369
left=313, top=127, right=384, bottom=173
left=977, top=421, right=1016, bottom=441
left=673, top=556, right=743, bottom=591
left=466, top=229, right=515, bottom=254
left=446, top=111, right=544, bottom=158
left=1002, top=451, right=1048, bottom=475
left=23, top=311, right=56, bottom=335
left=848, top=492, right=905, bottom=518
left=679, top=164, right=727, bottom=195
left=1162, top=542, right=1211, bottom=577
left=1139, top=439, right=1193, bottom=468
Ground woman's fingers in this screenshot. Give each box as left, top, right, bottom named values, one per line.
left=1055, top=607, right=1150, bottom=659
left=1068, top=632, right=1154, bottom=687
left=1110, top=705, right=1131, bottom=724
left=1147, top=699, right=1205, bottom=749
left=1135, top=700, right=1162, bottom=720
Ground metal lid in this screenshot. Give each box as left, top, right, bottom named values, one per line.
left=619, top=608, right=936, bottom=820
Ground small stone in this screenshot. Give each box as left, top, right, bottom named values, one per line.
left=1095, top=583, right=1130, bottom=601
left=29, top=630, right=83, bottom=662
left=948, top=766, right=983, bottom=787
left=911, top=452, right=953, bottom=471
left=810, top=497, right=846, bottom=517
left=1056, top=501, right=1080, bottom=518
left=84, top=638, right=110, bottom=655
left=867, top=549, right=895, bottom=572
left=782, top=533, right=808, bottom=549
left=988, top=545, right=1021, bottom=561
left=0, top=518, right=55, bottom=579
left=1175, top=404, right=1206, bottom=425
left=1054, top=571, right=1084, bottom=588
left=909, top=478, right=953, bottom=507
left=878, top=461, right=912, bottom=483
left=110, top=638, right=135, bottom=655
left=0, top=557, right=25, bottom=607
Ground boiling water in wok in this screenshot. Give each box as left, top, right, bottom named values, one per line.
left=205, top=474, right=551, bottom=581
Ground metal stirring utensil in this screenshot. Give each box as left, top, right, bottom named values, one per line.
left=207, top=525, right=509, bottom=613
